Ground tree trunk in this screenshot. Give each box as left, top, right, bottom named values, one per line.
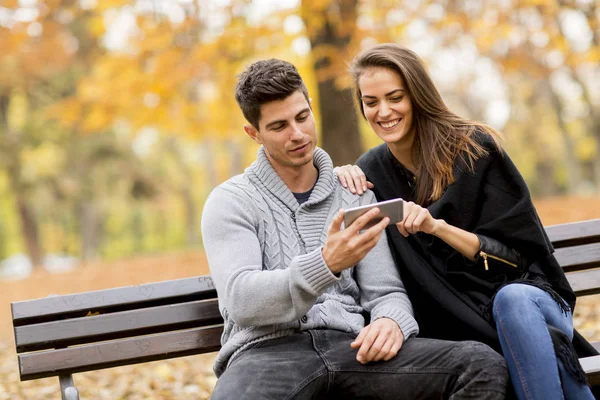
left=544, top=80, right=582, bottom=194
left=80, top=201, right=101, bottom=262
left=167, top=137, right=199, bottom=247
left=0, top=92, right=44, bottom=266
left=302, top=0, right=363, bottom=166
left=15, top=194, right=43, bottom=266
left=182, top=187, right=198, bottom=247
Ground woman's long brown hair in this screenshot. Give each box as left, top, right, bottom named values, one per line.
left=350, top=43, right=503, bottom=205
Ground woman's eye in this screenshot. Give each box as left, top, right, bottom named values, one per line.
left=390, top=97, right=403, bottom=102
left=364, top=102, right=376, bottom=107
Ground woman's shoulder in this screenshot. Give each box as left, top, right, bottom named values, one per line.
left=356, top=143, right=388, bottom=168
left=469, top=127, right=503, bottom=154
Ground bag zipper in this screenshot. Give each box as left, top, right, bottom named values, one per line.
left=479, top=251, right=518, bottom=271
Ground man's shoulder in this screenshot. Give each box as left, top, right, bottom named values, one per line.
left=205, top=174, right=258, bottom=210
left=211, top=174, right=254, bottom=196
left=336, top=183, right=378, bottom=209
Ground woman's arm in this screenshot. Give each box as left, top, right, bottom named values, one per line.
left=399, top=201, right=480, bottom=261
left=400, top=202, right=525, bottom=270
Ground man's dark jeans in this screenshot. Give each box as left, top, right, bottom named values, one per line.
left=211, top=329, right=508, bottom=399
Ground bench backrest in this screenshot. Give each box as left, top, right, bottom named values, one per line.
left=11, top=219, right=600, bottom=382
left=11, top=276, right=223, bottom=380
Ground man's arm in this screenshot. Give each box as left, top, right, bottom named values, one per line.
left=351, top=191, right=419, bottom=362
left=201, top=185, right=340, bottom=328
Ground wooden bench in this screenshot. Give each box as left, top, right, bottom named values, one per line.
left=10, top=219, right=600, bottom=399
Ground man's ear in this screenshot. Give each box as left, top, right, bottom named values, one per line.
left=244, top=124, right=262, bottom=144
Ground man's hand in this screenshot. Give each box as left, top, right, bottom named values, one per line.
left=350, top=318, right=405, bottom=364
left=334, top=164, right=374, bottom=195
left=322, top=208, right=389, bottom=274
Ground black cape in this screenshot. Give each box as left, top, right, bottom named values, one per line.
left=356, top=138, right=598, bottom=361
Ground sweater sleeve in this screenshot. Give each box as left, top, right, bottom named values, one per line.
left=354, top=190, right=419, bottom=339
left=201, top=184, right=340, bottom=328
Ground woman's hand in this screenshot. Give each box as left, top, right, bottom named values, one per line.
left=333, top=164, right=374, bottom=195
left=396, top=201, right=441, bottom=237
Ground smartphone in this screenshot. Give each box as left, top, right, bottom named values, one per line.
left=343, top=198, right=404, bottom=229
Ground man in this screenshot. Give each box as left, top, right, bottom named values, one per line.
left=201, top=59, right=508, bottom=399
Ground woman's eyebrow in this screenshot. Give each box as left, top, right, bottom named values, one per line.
left=362, top=88, right=405, bottom=99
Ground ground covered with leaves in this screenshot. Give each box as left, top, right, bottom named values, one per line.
left=1, top=196, right=599, bottom=399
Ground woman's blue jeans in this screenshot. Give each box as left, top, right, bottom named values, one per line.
left=492, top=283, right=594, bottom=400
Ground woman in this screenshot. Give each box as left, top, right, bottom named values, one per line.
left=336, top=43, right=597, bottom=399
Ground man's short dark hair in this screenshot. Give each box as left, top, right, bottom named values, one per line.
left=235, top=59, right=310, bottom=130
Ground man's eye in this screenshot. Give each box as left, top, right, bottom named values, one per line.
left=297, top=114, right=308, bottom=122
left=272, top=125, right=285, bottom=131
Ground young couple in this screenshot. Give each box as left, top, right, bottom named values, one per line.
left=201, top=43, right=597, bottom=399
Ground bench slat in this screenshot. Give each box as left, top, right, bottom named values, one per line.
left=554, top=243, right=600, bottom=273
left=11, top=276, right=216, bottom=326
left=565, top=269, right=600, bottom=297
left=580, top=355, right=600, bottom=386
left=15, top=299, right=222, bottom=352
left=18, top=326, right=223, bottom=381
left=546, top=219, right=600, bottom=248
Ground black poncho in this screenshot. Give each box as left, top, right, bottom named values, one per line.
left=356, top=137, right=598, bottom=361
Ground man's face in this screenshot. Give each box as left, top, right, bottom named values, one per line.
left=245, top=90, right=317, bottom=172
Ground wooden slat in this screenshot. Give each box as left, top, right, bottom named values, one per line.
left=546, top=219, right=600, bottom=249
left=19, top=326, right=224, bottom=381
left=580, top=355, right=600, bottom=386
left=11, top=276, right=216, bottom=326
left=15, top=299, right=222, bottom=352
left=566, top=269, right=600, bottom=297
left=554, top=243, right=600, bottom=273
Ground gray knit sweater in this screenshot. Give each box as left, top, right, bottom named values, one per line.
left=201, top=147, right=418, bottom=376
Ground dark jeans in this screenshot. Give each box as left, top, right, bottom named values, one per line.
left=211, top=329, right=508, bottom=399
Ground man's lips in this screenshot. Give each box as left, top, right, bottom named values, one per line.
left=290, top=143, right=309, bottom=152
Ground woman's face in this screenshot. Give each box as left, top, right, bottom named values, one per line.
left=358, top=67, right=415, bottom=146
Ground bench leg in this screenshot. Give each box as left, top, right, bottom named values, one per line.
left=59, top=375, right=80, bottom=400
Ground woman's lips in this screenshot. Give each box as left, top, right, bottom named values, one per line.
left=378, top=118, right=401, bottom=130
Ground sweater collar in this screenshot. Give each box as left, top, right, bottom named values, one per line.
left=246, top=146, right=336, bottom=211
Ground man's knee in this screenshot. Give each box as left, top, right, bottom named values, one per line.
left=454, top=341, right=507, bottom=374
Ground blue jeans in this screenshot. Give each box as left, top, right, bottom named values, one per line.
left=492, top=283, right=594, bottom=400
left=211, top=329, right=508, bottom=399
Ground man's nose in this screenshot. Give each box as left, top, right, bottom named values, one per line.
left=290, top=123, right=304, bottom=140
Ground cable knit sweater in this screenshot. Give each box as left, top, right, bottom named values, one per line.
left=201, top=147, right=418, bottom=376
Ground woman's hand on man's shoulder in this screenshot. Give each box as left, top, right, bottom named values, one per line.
left=334, top=164, right=374, bottom=195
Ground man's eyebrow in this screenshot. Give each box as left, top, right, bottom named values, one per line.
left=265, top=119, right=286, bottom=130
left=264, top=108, right=310, bottom=130
left=362, top=88, right=405, bottom=99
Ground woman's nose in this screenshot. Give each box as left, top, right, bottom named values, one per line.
left=378, top=102, right=392, bottom=117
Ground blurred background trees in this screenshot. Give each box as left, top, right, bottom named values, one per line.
left=0, top=0, right=599, bottom=269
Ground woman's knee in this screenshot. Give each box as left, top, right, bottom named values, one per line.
left=492, top=284, right=540, bottom=318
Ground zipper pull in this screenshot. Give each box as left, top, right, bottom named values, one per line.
left=480, top=251, right=489, bottom=271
